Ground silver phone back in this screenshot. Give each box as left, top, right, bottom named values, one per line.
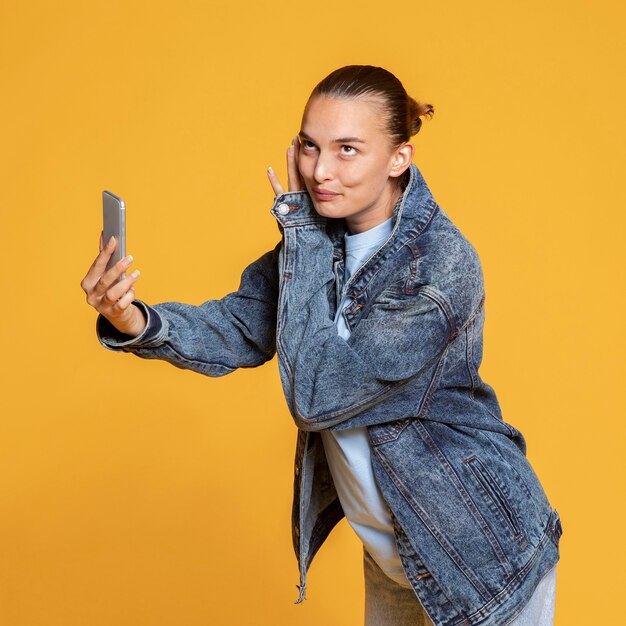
left=102, top=190, right=126, bottom=279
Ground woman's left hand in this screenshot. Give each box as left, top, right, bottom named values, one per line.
left=267, top=136, right=305, bottom=196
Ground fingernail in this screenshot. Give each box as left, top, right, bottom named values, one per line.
left=123, top=254, right=133, bottom=265
left=268, top=166, right=274, bottom=175
left=108, top=235, right=115, bottom=246
left=293, top=136, right=299, bottom=145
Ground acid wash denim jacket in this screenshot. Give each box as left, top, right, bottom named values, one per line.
left=96, top=163, right=563, bottom=626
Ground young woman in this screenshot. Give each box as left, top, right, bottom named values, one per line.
left=81, top=65, right=562, bottom=626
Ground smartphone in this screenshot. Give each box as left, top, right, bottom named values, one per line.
left=102, top=190, right=126, bottom=282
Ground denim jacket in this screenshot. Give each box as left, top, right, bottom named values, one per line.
left=96, top=163, right=562, bottom=626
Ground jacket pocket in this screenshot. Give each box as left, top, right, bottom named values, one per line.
left=463, top=454, right=524, bottom=539
left=367, top=418, right=412, bottom=446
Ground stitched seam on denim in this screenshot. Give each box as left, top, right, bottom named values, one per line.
left=294, top=380, right=408, bottom=428
left=297, top=432, right=311, bottom=582
left=404, top=256, right=419, bottom=294
left=345, top=264, right=387, bottom=329
left=463, top=455, right=524, bottom=539
left=417, top=287, right=455, bottom=337
left=100, top=304, right=168, bottom=349
left=131, top=300, right=167, bottom=347
left=152, top=315, right=170, bottom=345
left=460, top=390, right=514, bottom=435
left=292, top=430, right=307, bottom=556
left=413, top=288, right=455, bottom=416
left=388, top=511, right=468, bottom=625
left=415, top=198, right=439, bottom=237
left=417, top=348, right=449, bottom=417
left=357, top=263, right=384, bottom=298
left=305, top=497, right=344, bottom=570
left=367, top=418, right=412, bottom=445
left=452, top=293, right=486, bottom=340
left=373, top=446, right=492, bottom=601
left=339, top=238, right=398, bottom=308
left=137, top=344, right=236, bottom=375
left=465, top=322, right=478, bottom=397
left=275, top=235, right=294, bottom=377
left=276, top=215, right=327, bottom=228
left=332, top=259, right=344, bottom=316
left=458, top=511, right=558, bottom=625
left=481, top=431, right=537, bottom=511
left=413, top=420, right=514, bottom=577
left=273, top=190, right=310, bottom=202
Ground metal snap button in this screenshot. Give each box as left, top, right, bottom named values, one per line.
left=277, top=203, right=290, bottom=215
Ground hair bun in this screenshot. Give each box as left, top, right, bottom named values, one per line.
left=408, top=98, right=435, bottom=136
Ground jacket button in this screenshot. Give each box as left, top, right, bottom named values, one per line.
left=295, top=464, right=300, bottom=476
left=294, top=527, right=300, bottom=537
left=277, top=203, right=290, bottom=215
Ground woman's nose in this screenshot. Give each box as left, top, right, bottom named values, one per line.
left=313, top=153, right=334, bottom=183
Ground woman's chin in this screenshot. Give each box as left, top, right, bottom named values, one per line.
left=312, top=200, right=343, bottom=218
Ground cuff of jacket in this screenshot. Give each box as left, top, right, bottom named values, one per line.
left=96, top=299, right=169, bottom=351
left=270, top=190, right=326, bottom=228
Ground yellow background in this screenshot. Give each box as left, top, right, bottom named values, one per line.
left=1, top=1, right=623, bottom=624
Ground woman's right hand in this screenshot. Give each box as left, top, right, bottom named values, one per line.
left=80, top=231, right=146, bottom=338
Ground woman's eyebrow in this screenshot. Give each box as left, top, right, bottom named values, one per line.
left=299, top=130, right=366, bottom=144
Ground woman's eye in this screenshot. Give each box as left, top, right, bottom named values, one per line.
left=340, top=145, right=357, bottom=155
left=302, top=140, right=316, bottom=150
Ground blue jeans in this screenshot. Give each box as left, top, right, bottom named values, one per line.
left=363, top=547, right=557, bottom=626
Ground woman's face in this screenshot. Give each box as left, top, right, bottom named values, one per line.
left=297, top=95, right=413, bottom=234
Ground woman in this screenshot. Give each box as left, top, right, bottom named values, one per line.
left=81, top=65, right=562, bottom=626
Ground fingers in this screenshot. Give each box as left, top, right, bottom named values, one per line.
left=82, top=230, right=142, bottom=331
left=100, top=268, right=141, bottom=309
left=93, top=253, right=135, bottom=299
left=81, top=234, right=118, bottom=295
left=267, top=135, right=305, bottom=198
left=94, top=234, right=116, bottom=274
left=113, top=284, right=137, bottom=312
left=84, top=249, right=132, bottom=304
left=267, top=166, right=284, bottom=196
left=287, top=136, right=304, bottom=192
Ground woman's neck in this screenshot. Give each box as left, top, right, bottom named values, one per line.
left=345, top=183, right=402, bottom=235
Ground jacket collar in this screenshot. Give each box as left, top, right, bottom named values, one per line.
left=326, top=162, right=438, bottom=262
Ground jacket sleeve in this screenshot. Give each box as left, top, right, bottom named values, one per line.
left=95, top=241, right=281, bottom=377
left=270, top=193, right=453, bottom=431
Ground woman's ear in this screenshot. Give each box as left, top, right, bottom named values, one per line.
left=389, top=142, right=415, bottom=178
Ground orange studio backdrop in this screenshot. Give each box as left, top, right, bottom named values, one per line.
left=1, top=1, right=624, bottom=624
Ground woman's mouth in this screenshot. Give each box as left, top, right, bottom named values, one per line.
left=313, top=187, right=340, bottom=202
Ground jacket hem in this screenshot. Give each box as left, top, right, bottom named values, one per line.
left=457, top=507, right=562, bottom=626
